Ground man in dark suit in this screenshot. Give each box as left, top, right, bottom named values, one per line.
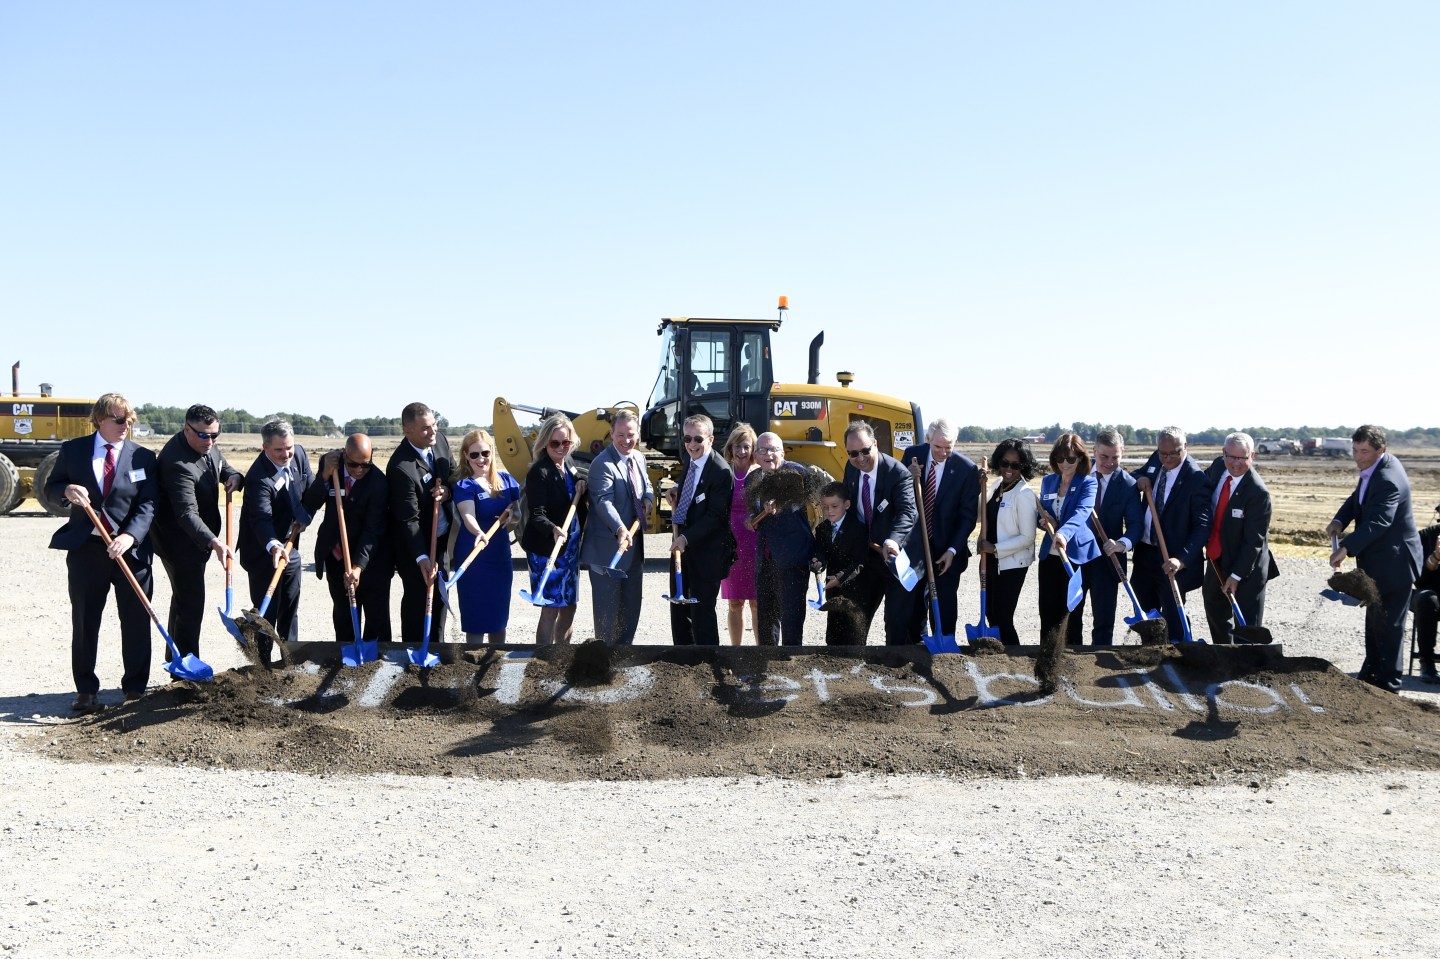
left=899, top=418, right=979, bottom=642
left=580, top=409, right=653, bottom=645
left=151, top=404, right=243, bottom=660
left=238, top=418, right=315, bottom=658
left=1412, top=505, right=1440, bottom=683
left=1131, top=427, right=1212, bottom=641
left=46, top=393, right=159, bottom=711
left=1328, top=424, right=1424, bottom=693
left=843, top=421, right=918, bottom=646
left=666, top=414, right=735, bottom=645
left=748, top=432, right=821, bottom=646
left=311, top=434, right=391, bottom=643
left=1071, top=428, right=1147, bottom=644
left=387, top=402, right=455, bottom=647
left=1201, top=432, right=1280, bottom=643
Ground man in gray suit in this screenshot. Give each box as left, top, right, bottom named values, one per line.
left=1327, top=424, right=1423, bottom=693
left=580, top=409, right=654, bottom=645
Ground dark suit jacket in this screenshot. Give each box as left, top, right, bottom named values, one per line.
left=1133, top=452, right=1212, bottom=592
left=673, top=449, right=736, bottom=580
left=152, top=430, right=243, bottom=561
left=1090, top=468, right=1145, bottom=557
left=387, top=436, right=456, bottom=567
left=46, top=434, right=158, bottom=561
left=238, top=446, right=315, bottom=574
left=1204, top=457, right=1280, bottom=584
left=1333, top=452, right=1423, bottom=596
left=521, top=458, right=588, bottom=556
left=309, top=466, right=389, bottom=578
left=746, top=463, right=818, bottom=568
left=843, top=453, right=917, bottom=552
left=811, top=516, right=869, bottom=597
left=899, top=445, right=979, bottom=572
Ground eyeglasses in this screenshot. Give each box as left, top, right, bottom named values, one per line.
left=1157, top=447, right=1184, bottom=459
left=756, top=447, right=782, bottom=455
left=468, top=449, right=493, bottom=460
left=188, top=424, right=220, bottom=440
left=549, top=438, right=574, bottom=450
left=847, top=446, right=873, bottom=459
left=345, top=459, right=373, bottom=471
left=1057, top=455, right=1078, bottom=464
left=999, top=460, right=1022, bottom=470
left=682, top=434, right=708, bottom=445
left=110, top=416, right=130, bottom=426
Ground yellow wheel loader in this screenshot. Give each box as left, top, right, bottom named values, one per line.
left=1, top=363, right=93, bottom=516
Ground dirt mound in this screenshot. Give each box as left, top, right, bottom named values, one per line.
left=36, top=646, right=1440, bottom=785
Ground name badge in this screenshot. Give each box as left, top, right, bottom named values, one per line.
left=1044, top=493, right=1057, bottom=501
left=696, top=493, right=706, bottom=503
left=335, top=486, right=347, bottom=498
left=422, top=472, right=433, bottom=484
left=878, top=499, right=889, bottom=513
left=1146, top=466, right=1155, bottom=474
left=128, top=468, right=147, bottom=482
left=1231, top=508, right=1244, bottom=518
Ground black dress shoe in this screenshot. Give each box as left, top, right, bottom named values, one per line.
left=123, top=691, right=143, bottom=702
left=71, top=694, right=101, bottom=714
left=1420, top=663, right=1440, bottom=685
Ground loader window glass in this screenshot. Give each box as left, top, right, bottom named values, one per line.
left=690, top=330, right=731, bottom=422
left=649, top=328, right=681, bottom=408
left=740, top=333, right=764, bottom=393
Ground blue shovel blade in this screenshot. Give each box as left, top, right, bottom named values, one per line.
left=217, top=607, right=248, bottom=644
left=924, top=632, right=962, bottom=654
left=1123, top=609, right=1163, bottom=625
left=1064, top=563, right=1085, bottom=611
left=165, top=654, right=214, bottom=683
left=408, top=649, right=440, bottom=667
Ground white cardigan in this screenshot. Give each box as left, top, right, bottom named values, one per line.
left=990, top=480, right=1039, bottom=572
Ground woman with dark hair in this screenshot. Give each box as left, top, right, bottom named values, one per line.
left=520, top=414, right=588, bottom=645
left=975, top=438, right=1039, bottom=645
left=451, top=428, right=520, bottom=643
left=1037, top=432, right=1099, bottom=637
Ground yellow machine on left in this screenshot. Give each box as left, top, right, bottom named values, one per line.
left=0, top=363, right=95, bottom=516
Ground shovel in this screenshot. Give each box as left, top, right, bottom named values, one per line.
left=965, top=472, right=1003, bottom=644
left=1088, top=512, right=1161, bottom=627
left=520, top=486, right=585, bottom=606
left=443, top=510, right=510, bottom=596
left=239, top=521, right=303, bottom=654
left=1210, top=563, right=1273, bottom=644
left=1143, top=484, right=1197, bottom=643
left=807, top=572, right=827, bottom=611
left=908, top=461, right=959, bottom=653
left=80, top=500, right=213, bottom=682
left=408, top=476, right=444, bottom=669
left=331, top=471, right=377, bottom=667
left=662, top=548, right=698, bottom=604
left=215, top=489, right=246, bottom=647
left=1038, top=513, right=1085, bottom=612
left=604, top=520, right=643, bottom=578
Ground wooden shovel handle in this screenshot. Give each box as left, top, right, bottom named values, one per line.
left=79, top=500, right=160, bottom=625
left=545, top=485, right=586, bottom=564
left=333, top=476, right=356, bottom=598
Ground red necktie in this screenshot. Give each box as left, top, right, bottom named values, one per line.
left=102, top=444, right=116, bottom=497
left=924, top=462, right=937, bottom=535
left=861, top=473, right=873, bottom=531
left=1207, top=475, right=1232, bottom=561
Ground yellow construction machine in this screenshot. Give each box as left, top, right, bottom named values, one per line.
left=491, top=298, right=922, bottom=531
left=1, top=363, right=92, bottom=516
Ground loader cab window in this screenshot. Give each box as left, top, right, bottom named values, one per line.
left=650, top=327, right=682, bottom=407
left=689, top=330, right=730, bottom=423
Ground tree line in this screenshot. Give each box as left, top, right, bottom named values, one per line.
left=132, top=405, right=458, bottom=437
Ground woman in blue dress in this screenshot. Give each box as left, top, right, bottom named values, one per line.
left=521, top=414, right=588, bottom=645
left=452, top=428, right=521, bottom=642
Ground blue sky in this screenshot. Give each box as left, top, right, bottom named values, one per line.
left=3, top=2, right=1435, bottom=432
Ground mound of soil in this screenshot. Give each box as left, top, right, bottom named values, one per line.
left=35, top=646, right=1440, bottom=785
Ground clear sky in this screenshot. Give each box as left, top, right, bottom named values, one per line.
left=3, top=2, right=1435, bottom=433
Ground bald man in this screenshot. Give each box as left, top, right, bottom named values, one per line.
left=312, top=435, right=393, bottom=643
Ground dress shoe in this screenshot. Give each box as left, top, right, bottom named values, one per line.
left=123, top=691, right=143, bottom=703
left=71, top=694, right=101, bottom=714
left=1420, top=663, right=1440, bottom=685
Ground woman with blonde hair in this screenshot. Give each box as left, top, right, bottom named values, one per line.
left=719, top=422, right=760, bottom=644
left=520, top=414, right=587, bottom=644
left=451, top=428, right=521, bottom=642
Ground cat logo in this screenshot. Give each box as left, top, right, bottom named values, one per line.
left=12, top=403, right=34, bottom=416
left=772, top=397, right=828, bottom=421
left=14, top=417, right=33, bottom=436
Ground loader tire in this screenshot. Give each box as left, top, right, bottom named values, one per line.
left=32, top=451, right=71, bottom=518
left=0, top=454, right=20, bottom=514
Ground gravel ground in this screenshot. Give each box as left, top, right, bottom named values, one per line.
left=2, top=514, right=1439, bottom=958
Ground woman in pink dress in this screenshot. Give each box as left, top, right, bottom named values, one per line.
left=720, top=423, right=760, bottom=644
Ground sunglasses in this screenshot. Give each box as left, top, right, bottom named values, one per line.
left=110, top=416, right=131, bottom=426
left=345, top=459, right=373, bottom=471
left=1057, top=455, right=1078, bottom=464
left=847, top=446, right=873, bottom=459
left=682, top=434, right=708, bottom=445
left=549, top=438, right=574, bottom=450
left=999, top=459, right=1022, bottom=470
left=468, top=449, right=493, bottom=460
left=188, top=424, right=220, bottom=440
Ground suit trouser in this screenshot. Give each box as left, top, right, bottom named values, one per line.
left=1068, top=554, right=1123, bottom=645
left=756, top=555, right=808, bottom=646
left=1360, top=585, right=1410, bottom=693
left=1036, top=555, right=1078, bottom=638
left=1200, top=559, right=1268, bottom=644
left=590, top=536, right=645, bottom=645
left=396, top=555, right=449, bottom=646
left=246, top=557, right=302, bottom=658
left=321, top=555, right=393, bottom=643
left=669, top=568, right=722, bottom=645
left=859, top=557, right=915, bottom=646
left=1132, top=543, right=1194, bottom=640
left=67, top=540, right=152, bottom=696
left=904, top=550, right=963, bottom=641
left=156, top=545, right=210, bottom=658
left=1415, top=590, right=1440, bottom=662
left=984, top=560, right=1028, bottom=646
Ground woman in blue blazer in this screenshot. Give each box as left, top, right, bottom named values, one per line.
left=1037, top=432, right=1099, bottom=639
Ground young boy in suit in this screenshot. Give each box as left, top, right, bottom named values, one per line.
left=811, top=482, right=874, bottom=645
